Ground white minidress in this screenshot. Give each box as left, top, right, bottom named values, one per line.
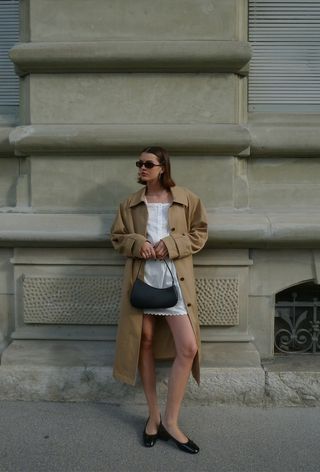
left=143, top=202, right=187, bottom=316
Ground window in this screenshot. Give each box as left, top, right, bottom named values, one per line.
left=0, top=0, right=19, bottom=121
left=275, top=282, right=320, bottom=354
left=249, top=0, right=320, bottom=112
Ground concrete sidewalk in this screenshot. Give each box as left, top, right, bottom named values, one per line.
left=0, top=401, right=319, bottom=472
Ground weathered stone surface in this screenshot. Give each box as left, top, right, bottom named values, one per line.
left=265, top=372, right=320, bottom=407
left=264, top=357, right=320, bottom=406
left=0, top=340, right=265, bottom=404
left=248, top=296, right=274, bottom=359
left=0, top=364, right=266, bottom=405
left=0, top=365, right=135, bottom=403
left=26, top=154, right=235, bottom=209
left=249, top=249, right=315, bottom=297
left=29, top=0, right=238, bottom=42
left=2, top=343, right=320, bottom=406
left=185, top=368, right=266, bottom=406
left=249, top=123, right=320, bottom=157
left=0, top=159, right=18, bottom=207
left=29, top=74, right=236, bottom=124
left=3, top=361, right=320, bottom=406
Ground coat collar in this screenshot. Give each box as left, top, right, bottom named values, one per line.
left=128, top=185, right=188, bottom=208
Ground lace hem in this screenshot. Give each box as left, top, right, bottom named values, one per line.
left=144, top=312, right=187, bottom=316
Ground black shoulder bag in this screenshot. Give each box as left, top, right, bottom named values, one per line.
left=130, top=259, right=178, bottom=309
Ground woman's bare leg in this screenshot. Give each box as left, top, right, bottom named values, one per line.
left=138, top=314, right=161, bottom=434
left=162, top=315, right=198, bottom=443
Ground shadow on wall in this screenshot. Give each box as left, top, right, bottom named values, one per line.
left=77, top=181, right=136, bottom=211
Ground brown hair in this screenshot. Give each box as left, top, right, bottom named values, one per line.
left=138, top=146, right=176, bottom=189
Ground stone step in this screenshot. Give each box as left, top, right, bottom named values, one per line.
left=1, top=341, right=320, bottom=406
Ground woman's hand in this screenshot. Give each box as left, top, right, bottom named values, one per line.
left=154, top=240, right=169, bottom=260
left=140, top=241, right=157, bottom=259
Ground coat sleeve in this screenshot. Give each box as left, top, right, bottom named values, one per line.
left=110, top=202, right=147, bottom=258
left=161, top=197, right=208, bottom=260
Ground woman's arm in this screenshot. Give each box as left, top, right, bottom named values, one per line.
left=161, top=197, right=208, bottom=260
left=110, top=202, right=147, bottom=258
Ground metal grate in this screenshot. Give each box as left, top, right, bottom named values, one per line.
left=275, top=283, right=320, bottom=354
left=249, top=0, right=320, bottom=112
left=0, top=0, right=19, bottom=107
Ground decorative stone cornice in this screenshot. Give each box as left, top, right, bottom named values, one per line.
left=9, top=124, right=251, bottom=156
left=1, top=210, right=320, bottom=248
left=10, top=41, right=251, bottom=75
left=0, top=127, right=14, bottom=155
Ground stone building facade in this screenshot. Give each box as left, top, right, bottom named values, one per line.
left=0, top=0, right=319, bottom=403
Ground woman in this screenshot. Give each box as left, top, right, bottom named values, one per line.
left=111, top=146, right=208, bottom=454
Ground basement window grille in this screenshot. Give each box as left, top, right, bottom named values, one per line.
left=249, top=0, right=320, bottom=113
left=275, top=282, right=320, bottom=354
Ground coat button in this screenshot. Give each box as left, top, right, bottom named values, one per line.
left=180, top=277, right=184, bottom=281
left=187, top=303, right=191, bottom=307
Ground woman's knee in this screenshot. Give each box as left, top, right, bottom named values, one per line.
left=177, top=340, right=198, bottom=360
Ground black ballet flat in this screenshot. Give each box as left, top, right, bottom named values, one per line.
left=143, top=417, right=158, bottom=447
left=158, top=422, right=199, bottom=454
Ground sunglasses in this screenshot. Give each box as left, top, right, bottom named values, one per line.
left=135, top=160, right=162, bottom=169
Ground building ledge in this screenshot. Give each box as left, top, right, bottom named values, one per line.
left=9, top=124, right=250, bottom=156
left=0, top=210, right=320, bottom=247
left=0, top=127, right=14, bottom=156
left=10, top=40, right=251, bottom=75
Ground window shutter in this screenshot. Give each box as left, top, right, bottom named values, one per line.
left=0, top=0, right=19, bottom=107
left=249, top=0, right=320, bottom=112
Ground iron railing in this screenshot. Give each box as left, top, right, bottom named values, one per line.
left=275, top=293, right=320, bottom=354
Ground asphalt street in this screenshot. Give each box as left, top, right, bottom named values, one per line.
left=0, top=401, right=319, bottom=472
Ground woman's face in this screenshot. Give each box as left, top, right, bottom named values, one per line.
left=137, top=152, right=163, bottom=185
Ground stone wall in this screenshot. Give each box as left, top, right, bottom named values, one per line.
left=0, top=0, right=319, bottom=381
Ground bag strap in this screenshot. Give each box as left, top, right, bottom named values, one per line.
left=135, top=259, right=175, bottom=284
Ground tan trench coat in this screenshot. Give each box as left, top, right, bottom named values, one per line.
left=110, top=185, right=208, bottom=386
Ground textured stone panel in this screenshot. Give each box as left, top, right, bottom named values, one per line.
left=23, top=276, right=122, bottom=325
left=22, top=275, right=239, bottom=326
left=197, top=278, right=239, bottom=326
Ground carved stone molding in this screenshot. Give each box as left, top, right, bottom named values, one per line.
left=9, top=124, right=250, bottom=156
left=0, top=127, right=14, bottom=156
left=2, top=210, right=320, bottom=248
left=10, top=41, right=251, bottom=75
